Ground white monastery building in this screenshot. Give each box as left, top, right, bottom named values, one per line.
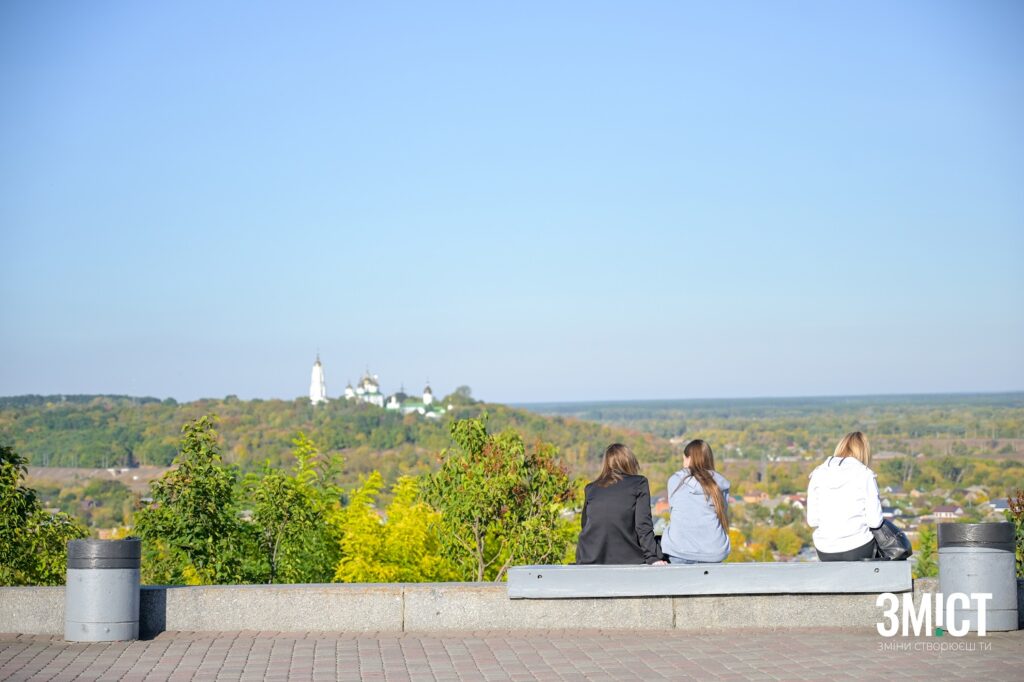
left=344, top=371, right=385, bottom=408
left=384, top=382, right=441, bottom=418
left=309, top=357, right=446, bottom=418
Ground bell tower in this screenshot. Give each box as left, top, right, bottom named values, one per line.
left=309, top=354, right=328, bottom=405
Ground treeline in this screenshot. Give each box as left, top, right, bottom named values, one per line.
left=4, top=416, right=1024, bottom=587
left=0, top=394, right=674, bottom=484
left=3, top=415, right=578, bottom=586
left=532, top=393, right=1024, bottom=461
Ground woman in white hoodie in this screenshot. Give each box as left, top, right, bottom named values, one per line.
left=807, top=431, right=884, bottom=561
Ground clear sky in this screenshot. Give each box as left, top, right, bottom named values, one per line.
left=1, top=1, right=1022, bottom=403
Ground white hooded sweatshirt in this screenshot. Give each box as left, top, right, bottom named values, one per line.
left=806, top=456, right=883, bottom=554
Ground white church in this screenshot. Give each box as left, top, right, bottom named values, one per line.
left=308, top=356, right=446, bottom=418
left=309, top=355, right=328, bottom=405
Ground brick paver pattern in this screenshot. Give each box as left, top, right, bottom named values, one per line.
left=1, top=629, right=1021, bottom=681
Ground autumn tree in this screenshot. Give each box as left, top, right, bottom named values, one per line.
left=333, top=473, right=456, bottom=583
left=724, top=528, right=775, bottom=563
left=0, top=445, right=87, bottom=585
left=772, top=526, right=804, bottom=557
left=421, top=417, right=574, bottom=581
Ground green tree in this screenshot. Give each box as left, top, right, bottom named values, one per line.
left=0, top=444, right=35, bottom=577
left=333, top=473, right=457, bottom=582
left=748, top=503, right=771, bottom=524
left=421, top=417, right=574, bottom=581
left=1007, top=489, right=1024, bottom=578
left=134, top=416, right=251, bottom=585
left=914, top=524, right=938, bottom=578
left=442, top=385, right=476, bottom=406
left=247, top=434, right=343, bottom=583
left=1, top=444, right=87, bottom=585
left=772, top=526, right=804, bottom=557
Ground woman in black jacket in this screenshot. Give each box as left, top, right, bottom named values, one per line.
left=575, top=443, right=665, bottom=565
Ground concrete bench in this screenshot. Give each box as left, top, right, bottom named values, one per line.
left=507, top=562, right=913, bottom=599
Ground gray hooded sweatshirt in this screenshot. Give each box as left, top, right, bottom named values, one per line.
left=660, top=468, right=731, bottom=562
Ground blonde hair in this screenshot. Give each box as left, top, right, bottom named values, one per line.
left=683, top=439, right=729, bottom=531
left=595, top=443, right=640, bottom=487
left=833, top=431, right=871, bottom=466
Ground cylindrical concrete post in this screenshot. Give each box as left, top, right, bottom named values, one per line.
left=64, top=538, right=141, bottom=641
left=938, top=522, right=1018, bottom=632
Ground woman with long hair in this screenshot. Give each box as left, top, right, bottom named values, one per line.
left=660, top=439, right=731, bottom=564
left=575, top=443, right=664, bottom=565
left=807, top=431, right=883, bottom=561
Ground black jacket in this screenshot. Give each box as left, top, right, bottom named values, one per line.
left=575, top=474, right=660, bottom=565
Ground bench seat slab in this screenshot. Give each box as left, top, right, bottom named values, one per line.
left=507, top=562, right=913, bottom=599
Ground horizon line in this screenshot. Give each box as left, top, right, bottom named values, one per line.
left=512, top=389, right=1024, bottom=406
left=2, top=388, right=1023, bottom=406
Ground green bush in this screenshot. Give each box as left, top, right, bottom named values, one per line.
left=1, top=444, right=88, bottom=585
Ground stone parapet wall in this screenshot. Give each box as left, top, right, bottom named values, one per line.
left=2, top=579, right=1020, bottom=636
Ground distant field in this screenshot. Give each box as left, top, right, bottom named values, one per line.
left=25, top=465, right=169, bottom=495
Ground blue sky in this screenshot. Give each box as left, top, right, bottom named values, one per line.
left=1, top=1, right=1022, bottom=403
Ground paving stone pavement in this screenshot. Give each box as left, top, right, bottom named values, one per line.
left=1, top=629, right=1021, bottom=681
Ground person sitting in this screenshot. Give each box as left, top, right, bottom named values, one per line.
left=807, top=431, right=883, bottom=561
left=660, top=439, right=731, bottom=564
left=575, top=443, right=665, bottom=565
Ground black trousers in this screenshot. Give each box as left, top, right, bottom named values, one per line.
left=816, top=538, right=877, bottom=561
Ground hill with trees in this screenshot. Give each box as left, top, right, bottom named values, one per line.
left=0, top=392, right=674, bottom=484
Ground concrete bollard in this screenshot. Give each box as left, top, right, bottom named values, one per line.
left=938, top=522, right=1018, bottom=632
left=64, top=538, right=141, bottom=641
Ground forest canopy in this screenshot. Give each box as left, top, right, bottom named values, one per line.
left=0, top=394, right=673, bottom=485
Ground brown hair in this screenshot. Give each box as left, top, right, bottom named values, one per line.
left=682, top=439, right=729, bottom=531
left=834, top=431, right=871, bottom=466
left=595, top=443, right=640, bottom=487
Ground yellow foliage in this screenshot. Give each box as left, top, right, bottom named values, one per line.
left=773, top=526, right=803, bottom=557
left=181, top=563, right=206, bottom=586
left=751, top=526, right=775, bottom=547
left=725, top=528, right=753, bottom=562
left=334, top=473, right=457, bottom=583
left=725, top=527, right=776, bottom=563
left=106, top=526, right=133, bottom=540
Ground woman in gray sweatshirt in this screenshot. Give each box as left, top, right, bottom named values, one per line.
left=660, top=439, right=731, bottom=563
